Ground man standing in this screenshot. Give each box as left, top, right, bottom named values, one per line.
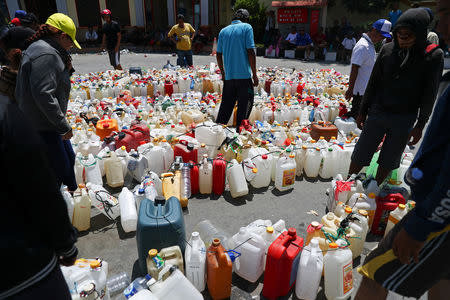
left=349, top=8, right=443, bottom=190
left=296, top=27, right=313, bottom=60
left=216, top=9, right=258, bottom=129
left=168, top=14, right=195, bottom=68
left=101, top=9, right=122, bottom=70
left=345, top=19, right=392, bottom=119
left=355, top=2, right=449, bottom=299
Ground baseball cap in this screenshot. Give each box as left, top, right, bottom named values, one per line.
left=0, top=26, right=35, bottom=50
left=373, top=19, right=392, bottom=38
left=14, top=10, right=27, bottom=19
left=101, top=9, right=111, bottom=15
left=45, top=13, right=81, bottom=49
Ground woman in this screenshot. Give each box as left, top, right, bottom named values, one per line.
left=16, top=13, right=81, bottom=191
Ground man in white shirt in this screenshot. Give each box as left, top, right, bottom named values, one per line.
left=282, top=26, right=298, bottom=50
left=341, top=32, right=357, bottom=63
left=85, top=25, right=98, bottom=46
left=345, top=19, right=392, bottom=118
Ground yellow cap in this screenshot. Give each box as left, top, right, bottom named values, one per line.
left=315, top=147, right=320, bottom=151
left=201, top=143, right=206, bottom=148
left=266, top=226, right=274, bottom=234
left=329, top=242, right=338, bottom=249
left=344, top=206, right=352, bottom=213
left=310, top=139, right=316, bottom=143
left=319, top=136, right=325, bottom=140
left=358, top=209, right=368, bottom=217
left=46, top=13, right=81, bottom=49
left=148, top=249, right=158, bottom=258
left=252, top=168, right=258, bottom=173
left=368, top=193, right=376, bottom=199
left=121, top=146, right=126, bottom=151
left=302, top=145, right=307, bottom=149
left=89, top=260, right=101, bottom=269
left=162, top=139, right=167, bottom=143
left=289, top=154, right=295, bottom=158
left=398, top=204, right=406, bottom=210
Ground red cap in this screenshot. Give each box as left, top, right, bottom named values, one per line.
left=288, top=228, right=296, bottom=237
left=101, top=9, right=111, bottom=15
left=262, top=154, right=268, bottom=160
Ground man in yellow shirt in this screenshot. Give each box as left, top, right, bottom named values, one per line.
left=168, top=14, right=196, bottom=67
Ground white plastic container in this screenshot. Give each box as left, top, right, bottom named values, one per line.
left=160, top=139, right=174, bottom=172
left=249, top=149, right=273, bottom=188
left=348, top=222, right=365, bottom=259
left=384, top=204, right=408, bottom=237
left=320, top=148, right=336, bottom=179
left=104, top=152, right=124, bottom=188
left=295, top=238, right=323, bottom=300
left=128, top=150, right=149, bottom=181
left=294, top=145, right=307, bottom=176
left=147, top=266, right=203, bottom=300
left=83, top=154, right=103, bottom=186
left=195, top=121, right=226, bottom=158
left=274, top=153, right=296, bottom=191
left=118, top=187, right=137, bottom=232
left=185, top=232, right=206, bottom=292
left=86, top=182, right=120, bottom=219
left=230, top=227, right=266, bottom=283
left=115, top=146, right=130, bottom=177
left=321, top=212, right=340, bottom=232
left=147, top=143, right=165, bottom=176
left=72, top=184, right=91, bottom=232
left=199, top=154, right=213, bottom=194
left=304, top=147, right=322, bottom=178
left=128, top=290, right=158, bottom=300
left=61, top=185, right=74, bottom=223
left=226, top=159, right=249, bottom=198
left=324, top=242, right=353, bottom=300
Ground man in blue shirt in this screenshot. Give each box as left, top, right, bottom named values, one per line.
left=296, top=27, right=313, bottom=60
left=388, top=1, right=402, bottom=26
left=216, top=9, right=258, bottom=129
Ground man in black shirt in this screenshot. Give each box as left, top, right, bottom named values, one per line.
left=101, top=9, right=122, bottom=70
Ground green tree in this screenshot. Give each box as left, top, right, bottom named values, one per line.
left=338, top=0, right=397, bottom=14
left=233, top=0, right=268, bottom=43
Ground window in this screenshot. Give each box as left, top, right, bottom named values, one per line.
left=76, top=0, right=101, bottom=27
left=106, top=0, right=131, bottom=26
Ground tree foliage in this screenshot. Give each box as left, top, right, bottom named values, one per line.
left=233, top=0, right=268, bottom=42
left=335, top=0, right=397, bottom=14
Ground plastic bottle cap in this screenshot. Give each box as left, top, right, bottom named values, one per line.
left=358, top=209, right=369, bottom=217
left=121, top=146, right=126, bottom=150
left=139, top=141, right=146, bottom=145
left=266, top=226, right=274, bottom=234
left=212, top=238, right=221, bottom=246
left=302, top=145, right=307, bottom=149
left=310, top=139, right=316, bottom=143
left=345, top=206, right=352, bottom=213
left=368, top=193, right=376, bottom=199
left=398, top=204, right=406, bottom=210
left=315, top=147, right=320, bottom=151
left=329, top=242, right=338, bottom=249
left=411, top=168, right=424, bottom=181
left=252, top=168, right=258, bottom=173
left=345, top=140, right=351, bottom=144
left=328, top=148, right=333, bottom=152
left=288, top=228, right=296, bottom=237
left=320, top=136, right=324, bottom=140
left=148, top=249, right=158, bottom=258
left=331, top=136, right=336, bottom=140
left=289, top=154, right=295, bottom=158
left=262, top=154, right=268, bottom=160
left=203, top=154, right=208, bottom=159
left=408, top=201, right=416, bottom=208
left=90, top=260, right=101, bottom=269
left=78, top=183, right=86, bottom=189
left=191, top=232, right=199, bottom=239
left=311, top=221, right=320, bottom=228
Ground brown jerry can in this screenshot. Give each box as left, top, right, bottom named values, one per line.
left=310, top=121, right=338, bottom=142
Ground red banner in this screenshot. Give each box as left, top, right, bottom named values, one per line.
left=310, top=9, right=320, bottom=36
left=277, top=8, right=308, bottom=23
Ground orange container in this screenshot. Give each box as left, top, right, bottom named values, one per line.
left=207, top=238, right=232, bottom=300
left=96, top=118, right=119, bottom=140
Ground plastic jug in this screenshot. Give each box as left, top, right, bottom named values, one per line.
left=104, top=152, right=124, bottom=188
left=146, top=140, right=165, bottom=176
left=72, top=184, right=91, bottom=232
left=304, top=147, right=322, bottom=178
left=199, top=154, right=213, bottom=194
left=185, top=232, right=206, bottom=292
left=384, top=203, right=407, bottom=237
left=274, top=153, right=296, bottom=191
left=321, top=212, right=340, bottom=232
left=324, top=242, right=353, bottom=300
left=137, top=196, right=186, bottom=273
left=160, top=245, right=184, bottom=273
left=119, top=187, right=137, bottom=233
left=305, top=221, right=332, bottom=254
left=212, top=154, right=227, bottom=195
left=160, top=139, right=174, bottom=172
left=81, top=154, right=103, bottom=186
left=146, top=249, right=165, bottom=280
left=348, top=221, right=365, bottom=259
left=61, top=185, right=74, bottom=223
left=295, top=238, right=323, bottom=300
left=371, top=193, right=405, bottom=235
left=320, top=147, right=336, bottom=179
left=249, top=150, right=272, bottom=188
left=128, top=150, right=149, bottom=181
left=194, top=219, right=230, bottom=249
left=147, top=266, right=203, bottom=300
left=263, top=228, right=304, bottom=300
left=230, top=227, right=266, bottom=283
left=226, top=159, right=249, bottom=198
left=195, top=121, right=226, bottom=158
left=294, top=145, right=307, bottom=176
left=206, top=238, right=233, bottom=300
left=162, top=172, right=183, bottom=206
left=128, top=290, right=158, bottom=300
left=189, top=161, right=199, bottom=195
left=96, top=118, right=119, bottom=140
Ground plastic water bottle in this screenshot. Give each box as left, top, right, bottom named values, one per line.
left=181, top=163, right=191, bottom=200
left=123, top=275, right=152, bottom=299
left=107, top=272, right=130, bottom=296
left=142, top=177, right=158, bottom=201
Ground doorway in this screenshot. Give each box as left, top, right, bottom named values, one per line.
left=24, top=0, right=57, bottom=24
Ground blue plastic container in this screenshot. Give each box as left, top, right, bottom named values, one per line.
left=136, top=196, right=186, bottom=273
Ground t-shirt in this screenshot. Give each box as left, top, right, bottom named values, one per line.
left=296, top=33, right=312, bottom=46
left=313, top=33, right=326, bottom=44
left=342, top=37, right=356, bottom=50
left=217, top=20, right=255, bottom=80
left=389, top=10, right=402, bottom=26
left=102, top=21, right=120, bottom=50
left=350, top=33, right=376, bottom=96
left=168, top=23, right=195, bottom=51
left=85, top=30, right=98, bottom=41
left=285, top=33, right=298, bottom=44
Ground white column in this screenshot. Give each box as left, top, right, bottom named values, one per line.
left=55, top=0, right=68, bottom=15
left=6, top=0, right=20, bottom=18
left=321, top=5, right=327, bottom=28
left=167, top=0, right=175, bottom=25
left=134, top=0, right=145, bottom=26
left=200, top=0, right=208, bottom=25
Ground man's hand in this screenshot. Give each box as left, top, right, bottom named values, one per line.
left=356, top=114, right=366, bottom=130
left=62, top=129, right=73, bottom=140
left=392, top=228, right=425, bottom=264
left=345, top=88, right=353, bottom=101
left=408, top=127, right=423, bottom=146
left=252, top=74, right=259, bottom=87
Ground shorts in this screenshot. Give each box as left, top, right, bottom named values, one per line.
left=358, top=211, right=450, bottom=298
left=351, top=110, right=416, bottom=170
left=108, top=49, right=120, bottom=67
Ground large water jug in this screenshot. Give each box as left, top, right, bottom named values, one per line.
left=324, top=242, right=353, bottom=300
left=147, top=141, right=165, bottom=175
left=295, top=238, right=323, bottom=300
left=127, top=150, right=148, bottom=181
left=384, top=203, right=407, bottom=237
left=250, top=151, right=272, bottom=188
left=104, top=152, right=124, bottom=188
left=195, top=121, right=226, bottom=158
left=96, top=146, right=111, bottom=177
left=334, top=117, right=357, bottom=135
left=321, top=212, right=340, bottom=232
left=348, top=221, right=365, bottom=259
left=148, top=266, right=203, bottom=300
left=194, top=219, right=230, bottom=249
left=137, top=196, right=186, bottom=273
left=320, top=147, right=337, bottom=179
left=226, top=159, right=249, bottom=198
left=212, top=154, right=226, bottom=195
left=73, top=184, right=91, bottom=231
left=304, top=147, right=321, bottom=178
left=119, top=187, right=137, bottom=232
left=86, top=182, right=120, bottom=220
left=185, top=232, right=206, bottom=292
left=294, top=145, right=307, bottom=176
left=61, top=185, right=74, bottom=223
left=160, top=139, right=174, bottom=172
left=274, top=153, right=296, bottom=191
left=230, top=227, right=266, bottom=283
left=207, top=239, right=233, bottom=300
left=199, top=155, right=213, bottom=194
left=78, top=154, right=103, bottom=186
left=305, top=221, right=332, bottom=253
left=115, top=146, right=130, bottom=177
left=159, top=245, right=184, bottom=273
left=162, top=171, right=184, bottom=206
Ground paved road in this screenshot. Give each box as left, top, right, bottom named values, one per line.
left=72, top=53, right=425, bottom=300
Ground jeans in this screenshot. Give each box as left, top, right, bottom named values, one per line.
left=177, top=50, right=193, bottom=67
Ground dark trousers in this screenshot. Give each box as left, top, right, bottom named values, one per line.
left=107, top=49, right=120, bottom=67
left=216, top=78, right=254, bottom=128
left=177, top=50, right=193, bottom=67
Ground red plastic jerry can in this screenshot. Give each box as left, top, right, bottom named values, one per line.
left=265, top=80, right=272, bottom=94
left=130, top=124, right=150, bottom=144
left=164, top=80, right=174, bottom=96
left=189, top=160, right=199, bottom=195
left=212, top=154, right=226, bottom=195
left=114, top=130, right=138, bottom=152
left=263, top=228, right=303, bottom=300
left=371, top=193, right=406, bottom=235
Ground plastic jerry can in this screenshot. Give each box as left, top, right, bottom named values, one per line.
left=96, top=118, right=118, bottom=140
left=189, top=161, right=199, bottom=195
left=230, top=227, right=266, bottom=283
left=104, top=152, right=124, bottom=188
left=321, top=212, right=340, bottom=232
left=147, top=141, right=165, bottom=176
left=324, top=242, right=353, bottom=300
left=160, top=139, right=174, bottom=172
left=384, top=204, right=407, bottom=237
left=212, top=154, right=227, bottom=195
left=147, top=266, right=203, bottom=300
left=61, top=185, right=74, bottom=223
left=348, top=222, right=365, bottom=259
left=174, top=142, right=198, bottom=163
left=72, top=184, right=91, bottom=232
left=262, top=228, right=304, bottom=300
left=185, top=232, right=206, bottom=292
left=160, top=245, right=184, bottom=274
left=294, top=145, right=307, bottom=177
left=147, top=249, right=165, bottom=280
left=164, top=80, right=174, bottom=96
left=226, top=159, right=249, bottom=198
left=199, top=155, right=213, bottom=194
left=305, top=221, right=331, bottom=253
left=304, top=147, right=322, bottom=178
left=250, top=152, right=272, bottom=188
left=295, top=238, right=323, bottom=300
left=118, top=187, right=137, bottom=233
left=274, top=154, right=296, bottom=192
left=320, top=148, right=336, bottom=179
left=371, top=193, right=405, bottom=235
left=86, top=182, right=120, bottom=220
left=136, top=196, right=186, bottom=273
left=162, top=172, right=184, bottom=206
left=207, top=239, right=233, bottom=300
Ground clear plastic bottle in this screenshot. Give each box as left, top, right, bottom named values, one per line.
left=107, top=272, right=130, bottom=296
left=181, top=163, right=192, bottom=200
left=123, top=275, right=152, bottom=299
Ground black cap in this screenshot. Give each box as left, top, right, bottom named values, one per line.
left=20, top=13, right=38, bottom=26
left=0, top=26, right=35, bottom=50
left=233, top=9, right=249, bottom=21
